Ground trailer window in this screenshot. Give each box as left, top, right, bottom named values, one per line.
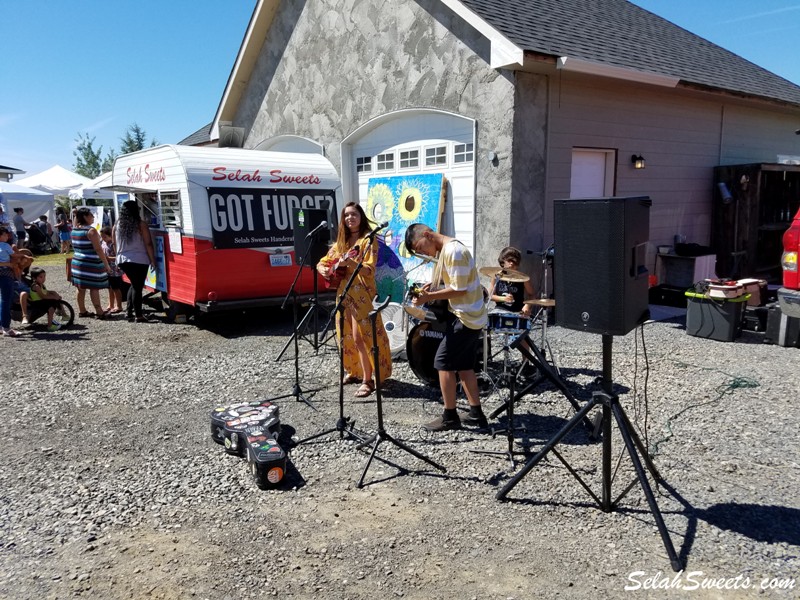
left=159, top=192, right=182, bottom=228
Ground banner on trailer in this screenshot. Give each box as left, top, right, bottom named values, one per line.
left=145, top=234, right=168, bottom=292
left=208, top=187, right=335, bottom=250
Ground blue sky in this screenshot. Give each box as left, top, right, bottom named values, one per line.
left=2, top=1, right=799, bottom=178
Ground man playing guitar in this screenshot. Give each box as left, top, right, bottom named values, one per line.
left=405, top=224, right=489, bottom=431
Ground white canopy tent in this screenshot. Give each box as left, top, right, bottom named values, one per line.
left=15, top=164, right=92, bottom=196
left=68, top=171, right=115, bottom=201
left=0, top=182, right=56, bottom=228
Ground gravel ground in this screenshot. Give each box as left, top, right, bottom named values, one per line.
left=1, top=266, right=799, bottom=600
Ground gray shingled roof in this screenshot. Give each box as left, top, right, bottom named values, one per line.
left=459, top=0, right=800, bottom=107
left=178, top=122, right=213, bottom=146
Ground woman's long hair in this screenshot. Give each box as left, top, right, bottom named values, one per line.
left=333, top=202, right=372, bottom=255
left=117, top=201, right=142, bottom=242
left=74, top=207, right=93, bottom=226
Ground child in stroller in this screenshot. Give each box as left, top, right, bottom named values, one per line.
left=11, top=265, right=75, bottom=329
left=25, top=217, right=58, bottom=255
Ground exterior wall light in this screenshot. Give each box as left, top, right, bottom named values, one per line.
left=631, top=154, right=646, bottom=169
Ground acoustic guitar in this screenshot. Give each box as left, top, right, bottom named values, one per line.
left=321, top=246, right=360, bottom=289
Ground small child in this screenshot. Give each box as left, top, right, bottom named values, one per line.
left=490, top=246, right=536, bottom=315
left=27, top=267, right=63, bottom=331
left=100, top=226, right=123, bottom=314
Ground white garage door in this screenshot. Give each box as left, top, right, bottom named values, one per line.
left=351, top=111, right=476, bottom=254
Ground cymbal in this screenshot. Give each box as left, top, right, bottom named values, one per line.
left=524, top=298, right=555, bottom=307
left=479, top=266, right=502, bottom=278
left=478, top=267, right=530, bottom=282
left=498, top=269, right=529, bottom=282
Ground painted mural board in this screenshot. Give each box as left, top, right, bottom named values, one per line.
left=366, top=173, right=447, bottom=293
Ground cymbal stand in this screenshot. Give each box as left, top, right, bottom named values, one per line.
left=357, top=297, right=447, bottom=488
left=471, top=371, right=529, bottom=469
left=489, top=332, right=596, bottom=437
left=497, top=334, right=682, bottom=573
left=531, top=246, right=558, bottom=371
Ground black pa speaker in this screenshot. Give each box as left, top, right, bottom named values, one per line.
left=293, top=208, right=330, bottom=267
left=554, top=196, right=651, bottom=336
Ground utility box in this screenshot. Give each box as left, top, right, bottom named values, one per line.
left=685, top=292, right=746, bottom=342
left=764, top=302, right=800, bottom=347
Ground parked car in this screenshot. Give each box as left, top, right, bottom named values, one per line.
left=779, top=206, right=800, bottom=318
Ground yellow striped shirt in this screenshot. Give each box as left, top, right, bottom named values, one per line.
left=440, top=240, right=487, bottom=330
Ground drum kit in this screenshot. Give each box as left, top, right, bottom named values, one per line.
left=392, top=258, right=557, bottom=390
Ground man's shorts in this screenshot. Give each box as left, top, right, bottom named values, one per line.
left=434, top=318, right=481, bottom=372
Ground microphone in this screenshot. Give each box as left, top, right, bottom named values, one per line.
left=367, top=221, right=389, bottom=238
left=305, top=220, right=328, bottom=238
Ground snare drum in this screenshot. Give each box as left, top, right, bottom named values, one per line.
left=487, top=310, right=531, bottom=333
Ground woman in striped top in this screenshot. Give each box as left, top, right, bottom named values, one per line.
left=70, top=208, right=111, bottom=318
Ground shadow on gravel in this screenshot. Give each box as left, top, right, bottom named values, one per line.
left=195, top=306, right=301, bottom=339
left=700, top=502, right=800, bottom=545
left=23, top=324, right=92, bottom=341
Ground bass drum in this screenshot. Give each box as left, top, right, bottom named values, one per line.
left=406, top=321, right=486, bottom=386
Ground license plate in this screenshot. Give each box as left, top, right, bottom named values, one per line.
left=269, top=254, right=292, bottom=267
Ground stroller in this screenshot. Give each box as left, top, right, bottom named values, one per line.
left=10, top=272, right=75, bottom=329
left=25, top=224, right=58, bottom=255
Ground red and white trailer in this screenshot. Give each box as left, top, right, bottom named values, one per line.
left=111, top=145, right=341, bottom=315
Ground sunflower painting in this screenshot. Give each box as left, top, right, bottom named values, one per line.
left=366, top=173, right=447, bottom=285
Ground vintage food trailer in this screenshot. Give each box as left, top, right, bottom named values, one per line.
left=111, top=145, right=341, bottom=315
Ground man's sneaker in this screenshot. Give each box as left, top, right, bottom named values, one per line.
left=47, top=323, right=60, bottom=332
left=422, top=415, right=461, bottom=432
left=461, top=412, right=489, bottom=429
left=2, top=328, right=20, bottom=338
left=21, top=317, right=30, bottom=325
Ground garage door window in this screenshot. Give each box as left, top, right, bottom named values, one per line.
left=377, top=152, right=395, bottom=171
left=454, top=143, right=473, bottom=164
left=425, top=145, right=447, bottom=168
left=399, top=149, right=419, bottom=170
left=356, top=156, right=372, bottom=173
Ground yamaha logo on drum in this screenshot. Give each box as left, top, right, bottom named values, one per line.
left=420, top=329, right=445, bottom=339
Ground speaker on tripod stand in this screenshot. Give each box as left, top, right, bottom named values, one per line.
left=554, top=196, right=651, bottom=335
left=498, top=196, right=685, bottom=573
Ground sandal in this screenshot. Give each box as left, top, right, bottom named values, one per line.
left=354, top=380, right=376, bottom=398
left=78, top=312, right=95, bottom=318
left=342, top=374, right=362, bottom=385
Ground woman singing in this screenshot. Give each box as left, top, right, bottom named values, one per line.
left=317, top=202, right=392, bottom=397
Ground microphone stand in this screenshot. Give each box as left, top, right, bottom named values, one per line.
left=276, top=228, right=332, bottom=360
left=356, top=296, right=447, bottom=487
left=272, top=234, right=323, bottom=410
left=295, top=239, right=375, bottom=446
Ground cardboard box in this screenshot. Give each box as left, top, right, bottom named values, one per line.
left=737, top=278, right=768, bottom=307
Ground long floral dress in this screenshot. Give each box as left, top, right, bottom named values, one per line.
left=319, top=234, right=393, bottom=384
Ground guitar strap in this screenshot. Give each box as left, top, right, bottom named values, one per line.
left=428, top=246, right=455, bottom=323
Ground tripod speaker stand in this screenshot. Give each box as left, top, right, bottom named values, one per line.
left=356, top=297, right=446, bottom=488
left=489, top=332, right=597, bottom=437
left=496, top=334, right=683, bottom=572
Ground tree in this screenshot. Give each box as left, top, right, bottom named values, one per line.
left=73, top=133, right=118, bottom=179
left=73, top=133, right=104, bottom=179
left=120, top=123, right=158, bottom=154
